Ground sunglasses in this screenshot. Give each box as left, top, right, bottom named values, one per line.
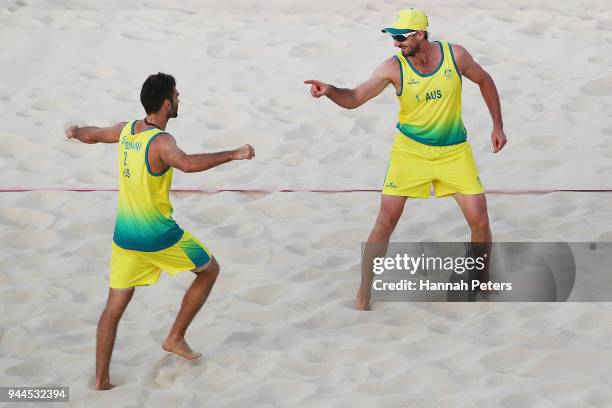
left=391, top=31, right=419, bottom=42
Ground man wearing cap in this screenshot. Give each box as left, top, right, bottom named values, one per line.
left=304, top=9, right=507, bottom=310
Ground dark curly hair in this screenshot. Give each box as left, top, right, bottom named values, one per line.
left=140, top=73, right=176, bottom=114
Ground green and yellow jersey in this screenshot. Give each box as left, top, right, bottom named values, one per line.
left=112, top=121, right=184, bottom=252
left=395, top=41, right=467, bottom=146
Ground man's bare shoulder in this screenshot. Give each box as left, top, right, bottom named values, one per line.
left=155, top=132, right=174, bottom=141
left=373, top=56, right=401, bottom=79
left=381, top=56, right=401, bottom=71
left=450, top=44, right=470, bottom=61
left=450, top=44, right=476, bottom=73
left=149, top=132, right=176, bottom=152
left=114, top=121, right=129, bottom=131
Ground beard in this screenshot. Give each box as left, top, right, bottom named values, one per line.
left=402, top=43, right=421, bottom=57
left=169, top=104, right=178, bottom=118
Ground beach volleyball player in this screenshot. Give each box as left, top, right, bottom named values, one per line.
left=66, top=73, right=255, bottom=389
left=304, top=9, right=507, bottom=310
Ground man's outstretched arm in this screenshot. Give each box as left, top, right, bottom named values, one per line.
left=453, top=44, right=507, bottom=153
left=155, top=134, right=255, bottom=173
left=65, top=122, right=127, bottom=144
left=304, top=57, right=397, bottom=109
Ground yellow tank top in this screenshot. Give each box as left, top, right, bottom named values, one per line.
left=113, top=121, right=183, bottom=251
left=395, top=41, right=467, bottom=146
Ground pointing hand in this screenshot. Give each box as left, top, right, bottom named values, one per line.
left=304, top=79, right=330, bottom=98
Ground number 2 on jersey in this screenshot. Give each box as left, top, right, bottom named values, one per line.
left=123, top=150, right=131, bottom=178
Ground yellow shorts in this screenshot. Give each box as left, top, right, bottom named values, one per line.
left=109, top=231, right=212, bottom=289
left=382, top=133, right=484, bottom=198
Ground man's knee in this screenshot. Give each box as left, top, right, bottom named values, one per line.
left=103, top=289, right=134, bottom=319
left=468, top=212, right=490, bottom=232
left=373, top=196, right=406, bottom=236
left=195, top=258, right=219, bottom=281
left=102, top=306, right=123, bottom=321
left=376, top=209, right=402, bottom=232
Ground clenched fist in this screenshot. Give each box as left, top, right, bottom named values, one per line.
left=233, top=144, right=255, bottom=160
left=65, top=125, right=78, bottom=139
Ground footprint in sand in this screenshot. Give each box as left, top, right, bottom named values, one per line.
left=522, top=22, right=548, bottom=38
left=523, top=351, right=612, bottom=378
left=269, top=97, right=294, bottom=110
left=365, top=4, right=383, bottom=11
left=201, top=94, right=239, bottom=107
left=479, top=347, right=539, bottom=373
left=74, top=170, right=113, bottom=184
left=284, top=123, right=320, bottom=140
left=281, top=150, right=306, bottom=167
left=226, top=46, right=267, bottom=59
left=17, top=160, right=55, bottom=171
left=350, top=116, right=379, bottom=135
left=561, top=98, right=604, bottom=113
left=113, top=89, right=134, bottom=102
left=478, top=56, right=497, bottom=66
left=259, top=97, right=295, bottom=115
left=0, top=327, right=43, bottom=356
left=254, top=382, right=316, bottom=405
left=499, top=393, right=542, bottom=408
left=595, top=19, right=612, bottom=31
left=491, top=12, right=520, bottom=24
left=232, top=82, right=267, bottom=94
left=0, top=230, right=60, bottom=250
left=289, top=268, right=323, bottom=281
left=212, top=221, right=264, bottom=240
left=586, top=54, right=612, bottom=65
left=1, top=137, right=45, bottom=156
left=120, top=30, right=164, bottom=42
left=238, top=284, right=283, bottom=306
left=19, top=191, right=71, bottom=210
left=31, top=97, right=71, bottom=112
left=198, top=108, right=252, bottom=131
left=222, top=331, right=260, bottom=345
left=6, top=0, right=26, bottom=12
left=276, top=140, right=305, bottom=155
left=0, top=134, right=46, bottom=157
left=145, top=356, right=196, bottom=390
left=189, top=205, right=239, bottom=226
left=79, top=68, right=115, bottom=80
left=288, top=39, right=350, bottom=58
left=0, top=207, right=56, bottom=229
left=207, top=45, right=267, bottom=59
left=580, top=76, right=612, bottom=96
left=318, top=147, right=353, bottom=164
left=465, top=1, right=498, bottom=10
left=6, top=361, right=52, bottom=380
left=284, top=360, right=334, bottom=377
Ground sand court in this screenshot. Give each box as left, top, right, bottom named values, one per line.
left=2, top=0, right=612, bottom=406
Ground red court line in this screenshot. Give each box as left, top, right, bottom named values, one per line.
left=1, top=187, right=612, bottom=194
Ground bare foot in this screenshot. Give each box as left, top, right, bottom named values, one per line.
left=355, top=289, right=371, bottom=311
left=95, top=381, right=115, bottom=391
left=162, top=338, right=202, bottom=360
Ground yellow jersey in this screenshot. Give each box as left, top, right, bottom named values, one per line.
left=395, top=41, right=467, bottom=146
left=113, top=121, right=184, bottom=251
